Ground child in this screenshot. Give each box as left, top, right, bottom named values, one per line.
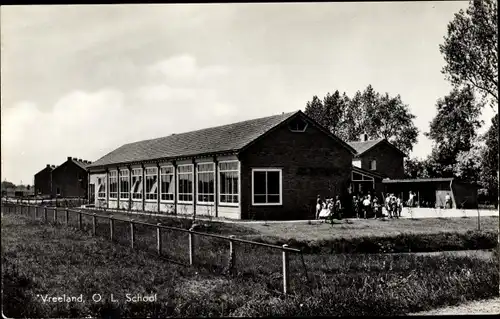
left=316, top=195, right=323, bottom=220
left=362, top=196, right=371, bottom=219
left=372, top=196, right=380, bottom=219
left=334, top=195, right=342, bottom=220
left=353, top=195, right=360, bottom=219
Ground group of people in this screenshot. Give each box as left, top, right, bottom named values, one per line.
left=316, top=195, right=343, bottom=222
left=315, top=191, right=408, bottom=220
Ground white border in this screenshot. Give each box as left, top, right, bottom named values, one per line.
left=218, top=160, right=240, bottom=207
left=251, top=168, right=282, bottom=206
left=159, top=165, right=175, bottom=203
left=177, top=164, right=194, bottom=204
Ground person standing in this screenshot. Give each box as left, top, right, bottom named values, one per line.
left=445, top=193, right=452, bottom=209
left=316, top=195, right=323, bottom=219
left=362, top=196, right=371, bottom=219
left=335, top=195, right=342, bottom=220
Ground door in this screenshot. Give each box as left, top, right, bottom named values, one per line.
left=89, top=184, right=96, bottom=204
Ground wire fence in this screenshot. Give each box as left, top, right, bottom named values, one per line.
left=2, top=201, right=310, bottom=295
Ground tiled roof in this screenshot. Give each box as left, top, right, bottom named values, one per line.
left=348, top=138, right=406, bottom=157
left=347, top=138, right=385, bottom=156
left=88, top=111, right=299, bottom=168
left=71, top=159, right=92, bottom=170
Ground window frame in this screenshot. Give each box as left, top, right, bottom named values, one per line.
left=251, top=168, right=283, bottom=206
left=160, top=165, right=175, bottom=202
left=119, top=169, right=130, bottom=200
left=144, top=167, right=158, bottom=202
left=177, top=164, right=194, bottom=204
left=130, top=168, right=143, bottom=201
left=197, top=162, right=215, bottom=204
left=288, top=118, right=308, bottom=133
left=218, top=160, right=240, bottom=206
left=370, top=159, right=377, bottom=170
left=109, top=170, right=118, bottom=199
left=97, top=176, right=106, bottom=199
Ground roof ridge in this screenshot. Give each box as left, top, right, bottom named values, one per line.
left=123, top=111, right=298, bottom=146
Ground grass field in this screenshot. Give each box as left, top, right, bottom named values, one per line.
left=2, top=211, right=499, bottom=317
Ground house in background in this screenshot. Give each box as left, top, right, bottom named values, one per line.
left=2, top=185, right=34, bottom=198
left=51, top=157, right=91, bottom=198
left=347, top=135, right=406, bottom=196
left=34, top=164, right=56, bottom=197
left=87, top=111, right=356, bottom=220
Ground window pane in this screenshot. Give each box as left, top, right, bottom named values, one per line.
left=253, top=171, right=266, bottom=194
left=267, top=171, right=280, bottom=194
left=268, top=195, right=280, bottom=203
left=254, top=195, right=267, bottom=203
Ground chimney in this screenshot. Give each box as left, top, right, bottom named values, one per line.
left=52, top=165, right=56, bottom=168
left=78, top=158, right=82, bottom=162
left=360, top=133, right=368, bottom=142
left=73, top=157, right=78, bottom=161
left=67, top=156, right=72, bottom=161
left=46, top=164, right=50, bottom=168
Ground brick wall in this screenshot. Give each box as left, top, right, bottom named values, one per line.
left=52, top=161, right=88, bottom=198
left=240, top=117, right=353, bottom=220
left=34, top=167, right=52, bottom=196
left=359, top=142, right=404, bottom=179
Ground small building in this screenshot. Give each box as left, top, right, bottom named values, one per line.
left=2, top=185, right=34, bottom=198
left=347, top=136, right=406, bottom=197
left=51, top=157, right=92, bottom=198
left=382, top=178, right=480, bottom=209
left=87, top=111, right=356, bottom=220
left=34, top=164, right=56, bottom=197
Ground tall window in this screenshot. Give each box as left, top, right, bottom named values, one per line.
left=109, top=171, right=118, bottom=199
left=219, top=161, right=239, bottom=205
left=145, top=167, right=158, bottom=201
left=160, top=166, right=174, bottom=201
left=97, top=176, right=106, bottom=198
left=370, top=160, right=377, bottom=170
left=177, top=165, right=193, bottom=202
left=119, top=169, right=130, bottom=199
left=131, top=168, right=143, bottom=200
left=197, top=163, right=215, bottom=203
left=252, top=169, right=282, bottom=205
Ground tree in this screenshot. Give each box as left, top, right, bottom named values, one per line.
left=1, top=181, right=15, bottom=189
left=425, top=86, right=483, bottom=174
left=479, top=113, right=498, bottom=204
left=454, top=141, right=483, bottom=183
left=440, top=0, right=498, bottom=107
left=304, top=85, right=419, bottom=155
left=404, top=157, right=431, bottom=179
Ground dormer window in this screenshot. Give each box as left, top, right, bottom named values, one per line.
left=288, top=117, right=308, bottom=132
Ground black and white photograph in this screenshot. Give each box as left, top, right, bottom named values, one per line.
left=1, top=1, right=499, bottom=317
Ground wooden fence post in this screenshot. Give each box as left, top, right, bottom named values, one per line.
left=109, top=215, right=114, bottom=241
left=65, top=208, right=69, bottom=225
left=228, top=235, right=236, bottom=274
left=53, top=208, right=57, bottom=223
left=130, top=219, right=135, bottom=249
left=282, top=244, right=290, bottom=295
left=188, top=229, right=194, bottom=265
left=156, top=223, right=162, bottom=255
left=78, top=211, right=83, bottom=230
left=92, top=213, right=97, bottom=236
left=477, top=209, right=481, bottom=231
left=35, top=206, right=38, bottom=219
left=44, top=207, right=48, bottom=222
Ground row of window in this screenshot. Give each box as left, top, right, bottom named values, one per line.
left=97, top=161, right=240, bottom=205
left=96, top=163, right=283, bottom=205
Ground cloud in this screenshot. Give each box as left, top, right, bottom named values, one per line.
left=1, top=54, right=240, bottom=184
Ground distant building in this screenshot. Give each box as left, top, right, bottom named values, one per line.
left=51, top=157, right=92, bottom=198
left=2, top=185, right=34, bottom=198
left=34, top=164, right=56, bottom=196
left=347, top=135, right=406, bottom=196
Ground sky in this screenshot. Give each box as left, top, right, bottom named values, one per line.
left=1, top=2, right=496, bottom=185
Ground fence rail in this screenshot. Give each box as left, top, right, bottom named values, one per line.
left=1, top=201, right=304, bottom=295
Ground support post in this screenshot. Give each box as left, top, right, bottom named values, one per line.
left=156, top=223, right=162, bottom=255
left=65, top=208, right=69, bottom=225
left=53, top=208, right=57, bottom=223
left=92, top=213, right=97, bottom=236
left=142, top=163, right=146, bottom=212
left=130, top=219, right=135, bottom=249
left=228, top=235, right=236, bottom=274
left=188, top=229, right=194, bottom=265
left=78, top=211, right=83, bottom=230
left=44, top=207, right=48, bottom=222
left=157, top=163, right=161, bottom=214
left=282, top=244, right=290, bottom=295
left=35, top=206, right=38, bottom=219
left=109, top=215, right=114, bottom=241
left=214, top=157, right=219, bottom=218
left=477, top=209, right=481, bottom=231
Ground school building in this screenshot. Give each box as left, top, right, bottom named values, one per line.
left=86, top=111, right=357, bottom=220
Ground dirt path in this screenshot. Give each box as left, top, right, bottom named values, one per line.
left=409, top=297, right=500, bottom=315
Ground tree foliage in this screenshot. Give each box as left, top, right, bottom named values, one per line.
left=1, top=181, right=16, bottom=189
left=479, top=113, right=499, bottom=201
left=440, top=0, right=498, bottom=106
left=304, top=85, right=419, bottom=155
left=425, top=86, right=483, bottom=174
